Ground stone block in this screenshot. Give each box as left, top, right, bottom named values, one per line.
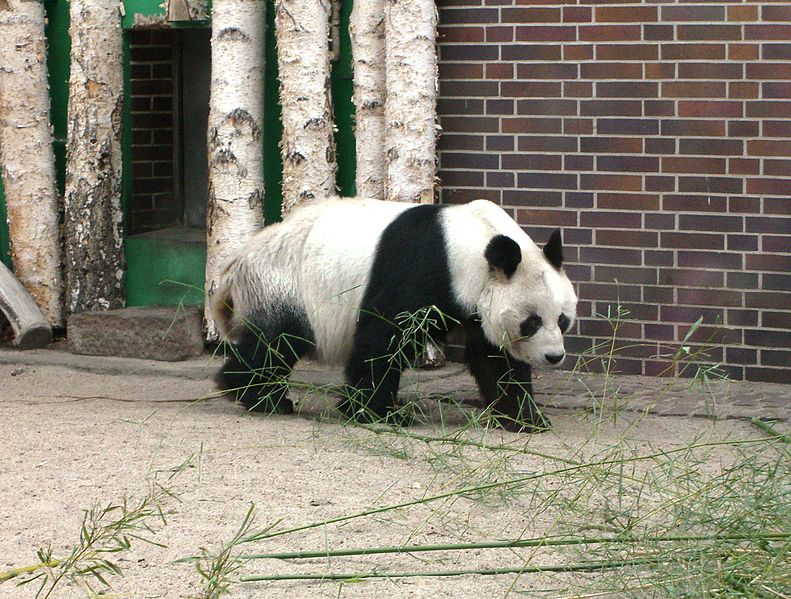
left=68, top=306, right=204, bottom=361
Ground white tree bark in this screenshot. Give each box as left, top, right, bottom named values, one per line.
left=350, top=0, right=386, bottom=200
left=275, top=0, right=337, bottom=214
left=63, top=0, right=125, bottom=314
left=204, top=0, right=266, bottom=340
left=384, top=0, right=438, bottom=204
left=0, top=0, right=64, bottom=327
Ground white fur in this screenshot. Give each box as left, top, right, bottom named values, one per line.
left=214, top=197, right=577, bottom=369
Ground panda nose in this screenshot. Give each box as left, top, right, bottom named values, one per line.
left=545, top=353, right=565, bottom=365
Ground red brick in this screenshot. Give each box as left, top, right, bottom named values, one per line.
left=596, top=265, right=658, bottom=285
left=661, top=119, right=725, bottom=137
left=501, top=44, right=562, bottom=60
left=679, top=177, right=743, bottom=194
left=729, top=82, right=760, bottom=100
left=581, top=137, right=642, bottom=154
left=597, top=81, right=657, bottom=98
left=678, top=101, right=743, bottom=118
left=644, top=63, right=676, bottom=80
left=678, top=62, right=743, bottom=80
left=502, top=117, right=561, bottom=134
left=580, top=211, right=642, bottom=228
left=746, top=254, right=791, bottom=273
left=747, top=102, right=791, bottom=118
left=677, top=24, right=741, bottom=41
left=515, top=208, right=577, bottom=226
left=438, top=26, right=485, bottom=43
left=680, top=138, right=744, bottom=156
left=597, top=229, right=658, bottom=248
left=763, top=82, right=791, bottom=99
left=746, top=178, right=791, bottom=196
left=563, top=45, right=594, bottom=61
left=661, top=43, right=725, bottom=60
left=747, top=140, right=791, bottom=157
left=661, top=232, right=724, bottom=250
left=729, top=120, right=760, bottom=137
left=745, top=25, right=791, bottom=41
left=564, top=81, right=593, bottom=98
left=563, top=119, right=593, bottom=135
left=729, top=159, right=760, bottom=175
left=677, top=287, right=743, bottom=307
left=598, top=193, right=659, bottom=211
left=581, top=174, right=643, bottom=192
left=486, top=25, right=514, bottom=43
left=517, top=135, right=578, bottom=152
left=579, top=25, right=642, bottom=42
left=501, top=81, right=562, bottom=97
left=764, top=159, right=791, bottom=176
left=664, top=195, right=728, bottom=212
left=516, top=99, right=577, bottom=116
left=747, top=63, right=791, bottom=80
left=485, top=63, right=513, bottom=79
left=763, top=6, right=791, bottom=21
left=662, top=81, right=727, bottom=99
left=515, top=62, right=578, bottom=79
left=597, top=155, right=659, bottom=173
left=502, top=7, right=561, bottom=23
left=580, top=100, right=643, bottom=116
left=663, top=5, right=725, bottom=22
left=596, top=6, right=657, bottom=23
left=439, top=63, right=484, bottom=80
left=728, top=5, right=759, bottom=22
left=581, top=62, right=642, bottom=79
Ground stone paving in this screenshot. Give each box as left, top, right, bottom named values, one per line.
left=2, top=346, right=788, bottom=424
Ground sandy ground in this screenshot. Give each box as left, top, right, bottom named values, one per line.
left=0, top=361, right=767, bottom=599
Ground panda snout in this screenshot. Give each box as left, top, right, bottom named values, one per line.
left=545, top=352, right=565, bottom=366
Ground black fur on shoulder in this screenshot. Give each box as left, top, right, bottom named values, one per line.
left=484, top=234, right=522, bottom=278
left=543, top=228, right=563, bottom=270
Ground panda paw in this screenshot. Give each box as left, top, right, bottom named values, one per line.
left=337, top=399, right=415, bottom=428
left=495, top=413, right=551, bottom=434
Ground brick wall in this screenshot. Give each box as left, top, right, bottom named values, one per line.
left=128, top=30, right=178, bottom=235
left=436, top=1, right=791, bottom=383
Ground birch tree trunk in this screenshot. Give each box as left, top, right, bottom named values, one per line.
left=349, top=0, right=386, bottom=200
left=204, top=0, right=265, bottom=340
left=275, top=0, right=336, bottom=214
left=0, top=0, right=64, bottom=327
left=63, top=0, right=125, bottom=314
left=383, top=0, right=438, bottom=204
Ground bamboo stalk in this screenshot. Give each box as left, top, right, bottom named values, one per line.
left=0, top=559, right=61, bottom=584
left=240, top=532, right=790, bottom=561
left=239, top=556, right=675, bottom=582
left=240, top=437, right=776, bottom=545
left=751, top=418, right=791, bottom=444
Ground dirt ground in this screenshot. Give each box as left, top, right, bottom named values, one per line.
left=0, top=360, right=769, bottom=598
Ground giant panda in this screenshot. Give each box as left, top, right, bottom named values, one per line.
left=212, top=197, right=577, bottom=432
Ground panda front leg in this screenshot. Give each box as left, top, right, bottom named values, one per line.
left=217, top=327, right=313, bottom=414
left=463, top=319, right=550, bottom=433
left=340, top=316, right=408, bottom=425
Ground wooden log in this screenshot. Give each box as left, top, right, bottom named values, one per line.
left=0, top=261, right=52, bottom=349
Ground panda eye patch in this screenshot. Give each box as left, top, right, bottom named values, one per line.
left=520, top=314, right=542, bottom=338
left=558, top=314, right=571, bottom=333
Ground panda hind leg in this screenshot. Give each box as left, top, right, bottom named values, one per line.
left=217, top=325, right=314, bottom=415
left=463, top=319, right=550, bottom=433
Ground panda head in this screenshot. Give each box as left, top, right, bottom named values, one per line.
left=478, top=229, right=577, bottom=368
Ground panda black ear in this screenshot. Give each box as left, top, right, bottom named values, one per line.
left=485, top=235, right=522, bottom=279
left=543, top=228, right=564, bottom=270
